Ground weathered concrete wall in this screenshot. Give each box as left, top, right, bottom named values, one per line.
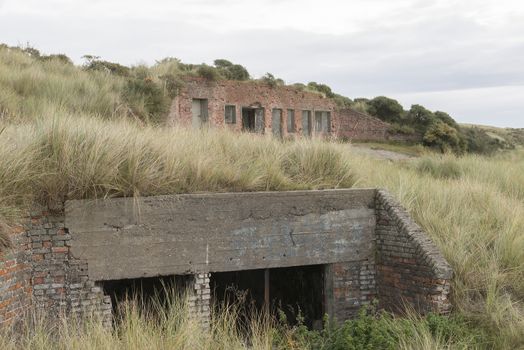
left=65, top=189, right=376, bottom=280
left=375, top=190, right=452, bottom=314
left=0, top=188, right=452, bottom=329
left=169, top=77, right=337, bottom=137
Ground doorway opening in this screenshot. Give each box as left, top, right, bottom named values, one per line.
left=100, top=274, right=192, bottom=317
left=192, top=98, right=208, bottom=129
left=242, top=107, right=264, bottom=133
left=211, top=264, right=325, bottom=328
left=272, top=108, right=283, bottom=139
left=302, top=110, right=312, bottom=136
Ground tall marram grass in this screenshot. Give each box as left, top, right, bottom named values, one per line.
left=351, top=151, right=524, bottom=348
left=0, top=48, right=126, bottom=122
left=0, top=287, right=483, bottom=350
left=0, top=113, right=355, bottom=223
left=3, top=117, right=524, bottom=347
left=0, top=289, right=275, bottom=350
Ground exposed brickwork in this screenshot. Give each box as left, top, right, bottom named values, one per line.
left=337, top=109, right=424, bottom=143
left=28, top=206, right=112, bottom=327
left=169, top=77, right=337, bottom=137
left=169, top=78, right=422, bottom=143
left=188, top=273, right=210, bottom=329
left=0, top=225, right=31, bottom=326
left=330, top=259, right=377, bottom=320
left=0, top=207, right=218, bottom=331
left=375, top=190, right=452, bottom=314
left=337, top=109, right=390, bottom=141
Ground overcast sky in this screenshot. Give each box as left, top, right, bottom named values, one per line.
left=1, top=0, right=523, bottom=127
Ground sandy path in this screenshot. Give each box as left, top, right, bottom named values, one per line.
left=350, top=145, right=415, bottom=161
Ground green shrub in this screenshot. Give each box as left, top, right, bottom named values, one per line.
left=82, top=55, right=130, bottom=76
left=213, top=59, right=250, bottom=80
left=276, top=306, right=399, bottom=350
left=367, top=96, right=405, bottom=123
left=291, top=83, right=306, bottom=91
left=435, top=111, right=459, bottom=129
left=197, top=64, right=221, bottom=81
left=460, top=127, right=507, bottom=155
left=425, top=312, right=486, bottom=345
left=423, top=121, right=463, bottom=154
left=307, top=82, right=335, bottom=98
left=389, top=123, right=416, bottom=135
left=351, top=101, right=369, bottom=114
left=332, top=94, right=353, bottom=109
left=260, top=73, right=284, bottom=88
left=275, top=305, right=489, bottom=350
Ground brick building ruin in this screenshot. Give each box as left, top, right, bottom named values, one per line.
left=0, top=189, right=452, bottom=328
left=168, top=78, right=402, bottom=142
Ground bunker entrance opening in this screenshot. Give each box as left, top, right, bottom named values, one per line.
left=100, top=274, right=192, bottom=316
left=211, top=264, right=325, bottom=329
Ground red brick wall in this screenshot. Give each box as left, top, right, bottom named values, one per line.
left=168, top=78, right=337, bottom=137
left=0, top=225, right=31, bottom=326
left=0, top=208, right=112, bottom=328
left=337, top=109, right=390, bottom=141
left=29, top=207, right=112, bottom=325
left=168, top=78, right=426, bottom=144
left=375, top=190, right=452, bottom=314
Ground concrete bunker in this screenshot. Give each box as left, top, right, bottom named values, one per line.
left=0, top=189, right=453, bottom=328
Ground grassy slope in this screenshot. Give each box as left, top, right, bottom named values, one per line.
left=354, top=152, right=524, bottom=348
left=1, top=46, right=523, bottom=348
left=461, top=123, right=524, bottom=147
left=0, top=48, right=127, bottom=123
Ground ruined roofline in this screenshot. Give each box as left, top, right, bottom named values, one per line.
left=180, top=75, right=388, bottom=125
left=180, top=75, right=332, bottom=100
left=338, top=108, right=391, bottom=127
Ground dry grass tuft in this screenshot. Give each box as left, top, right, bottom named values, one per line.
left=0, top=113, right=356, bottom=245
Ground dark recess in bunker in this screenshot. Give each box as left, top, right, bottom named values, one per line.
left=211, top=264, right=325, bottom=328
left=100, top=274, right=192, bottom=316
